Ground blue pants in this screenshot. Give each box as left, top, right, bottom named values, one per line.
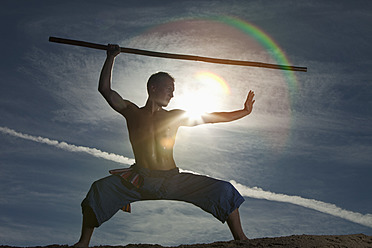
left=82, top=165, right=244, bottom=226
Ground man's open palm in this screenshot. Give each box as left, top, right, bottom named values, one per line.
left=244, top=90, right=255, bottom=115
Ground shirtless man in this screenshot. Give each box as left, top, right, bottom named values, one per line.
left=75, top=45, right=255, bottom=247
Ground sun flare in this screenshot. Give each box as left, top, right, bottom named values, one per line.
left=176, top=72, right=230, bottom=119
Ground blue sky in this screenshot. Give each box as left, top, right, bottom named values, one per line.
left=1, top=0, right=371, bottom=246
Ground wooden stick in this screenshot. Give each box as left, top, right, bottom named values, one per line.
left=49, top=36, right=307, bottom=72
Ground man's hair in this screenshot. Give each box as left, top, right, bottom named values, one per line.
left=147, top=72, right=174, bottom=94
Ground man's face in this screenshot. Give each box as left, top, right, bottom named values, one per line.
left=153, top=79, right=175, bottom=107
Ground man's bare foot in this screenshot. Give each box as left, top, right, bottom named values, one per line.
left=73, top=241, right=89, bottom=248
left=75, top=225, right=94, bottom=248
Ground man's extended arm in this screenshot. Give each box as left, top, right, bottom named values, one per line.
left=98, top=44, right=130, bottom=114
left=201, top=90, right=255, bottom=124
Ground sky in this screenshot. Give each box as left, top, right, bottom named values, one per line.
left=0, top=0, right=371, bottom=246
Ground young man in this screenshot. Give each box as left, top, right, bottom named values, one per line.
left=75, top=44, right=255, bottom=247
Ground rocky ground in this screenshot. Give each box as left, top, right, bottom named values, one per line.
left=1, top=234, right=372, bottom=248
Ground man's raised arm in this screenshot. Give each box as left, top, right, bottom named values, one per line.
left=98, top=44, right=130, bottom=114
left=201, top=90, right=255, bottom=124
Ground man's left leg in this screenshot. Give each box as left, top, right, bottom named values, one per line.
left=165, top=172, right=247, bottom=240
left=226, top=208, right=248, bottom=240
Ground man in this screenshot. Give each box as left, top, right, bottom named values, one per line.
left=75, top=44, right=255, bottom=247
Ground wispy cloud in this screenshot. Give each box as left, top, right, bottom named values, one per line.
left=1, top=126, right=371, bottom=229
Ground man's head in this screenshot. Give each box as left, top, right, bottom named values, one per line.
left=147, top=72, right=175, bottom=107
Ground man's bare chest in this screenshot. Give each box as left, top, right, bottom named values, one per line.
left=127, top=112, right=178, bottom=140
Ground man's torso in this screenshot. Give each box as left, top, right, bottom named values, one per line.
left=123, top=104, right=184, bottom=170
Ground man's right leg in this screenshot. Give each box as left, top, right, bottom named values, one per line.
left=75, top=175, right=142, bottom=247
left=75, top=226, right=94, bottom=248
left=74, top=206, right=98, bottom=248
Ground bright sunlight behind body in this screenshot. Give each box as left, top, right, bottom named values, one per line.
left=176, top=72, right=230, bottom=120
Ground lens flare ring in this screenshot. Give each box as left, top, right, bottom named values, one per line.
left=138, top=16, right=298, bottom=151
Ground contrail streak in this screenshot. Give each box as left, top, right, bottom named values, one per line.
left=0, top=126, right=134, bottom=165
left=1, top=126, right=371, bottom=228
left=230, top=180, right=372, bottom=228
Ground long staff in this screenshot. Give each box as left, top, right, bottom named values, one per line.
left=49, top=36, right=307, bottom=72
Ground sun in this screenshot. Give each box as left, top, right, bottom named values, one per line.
left=176, top=72, right=230, bottom=120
